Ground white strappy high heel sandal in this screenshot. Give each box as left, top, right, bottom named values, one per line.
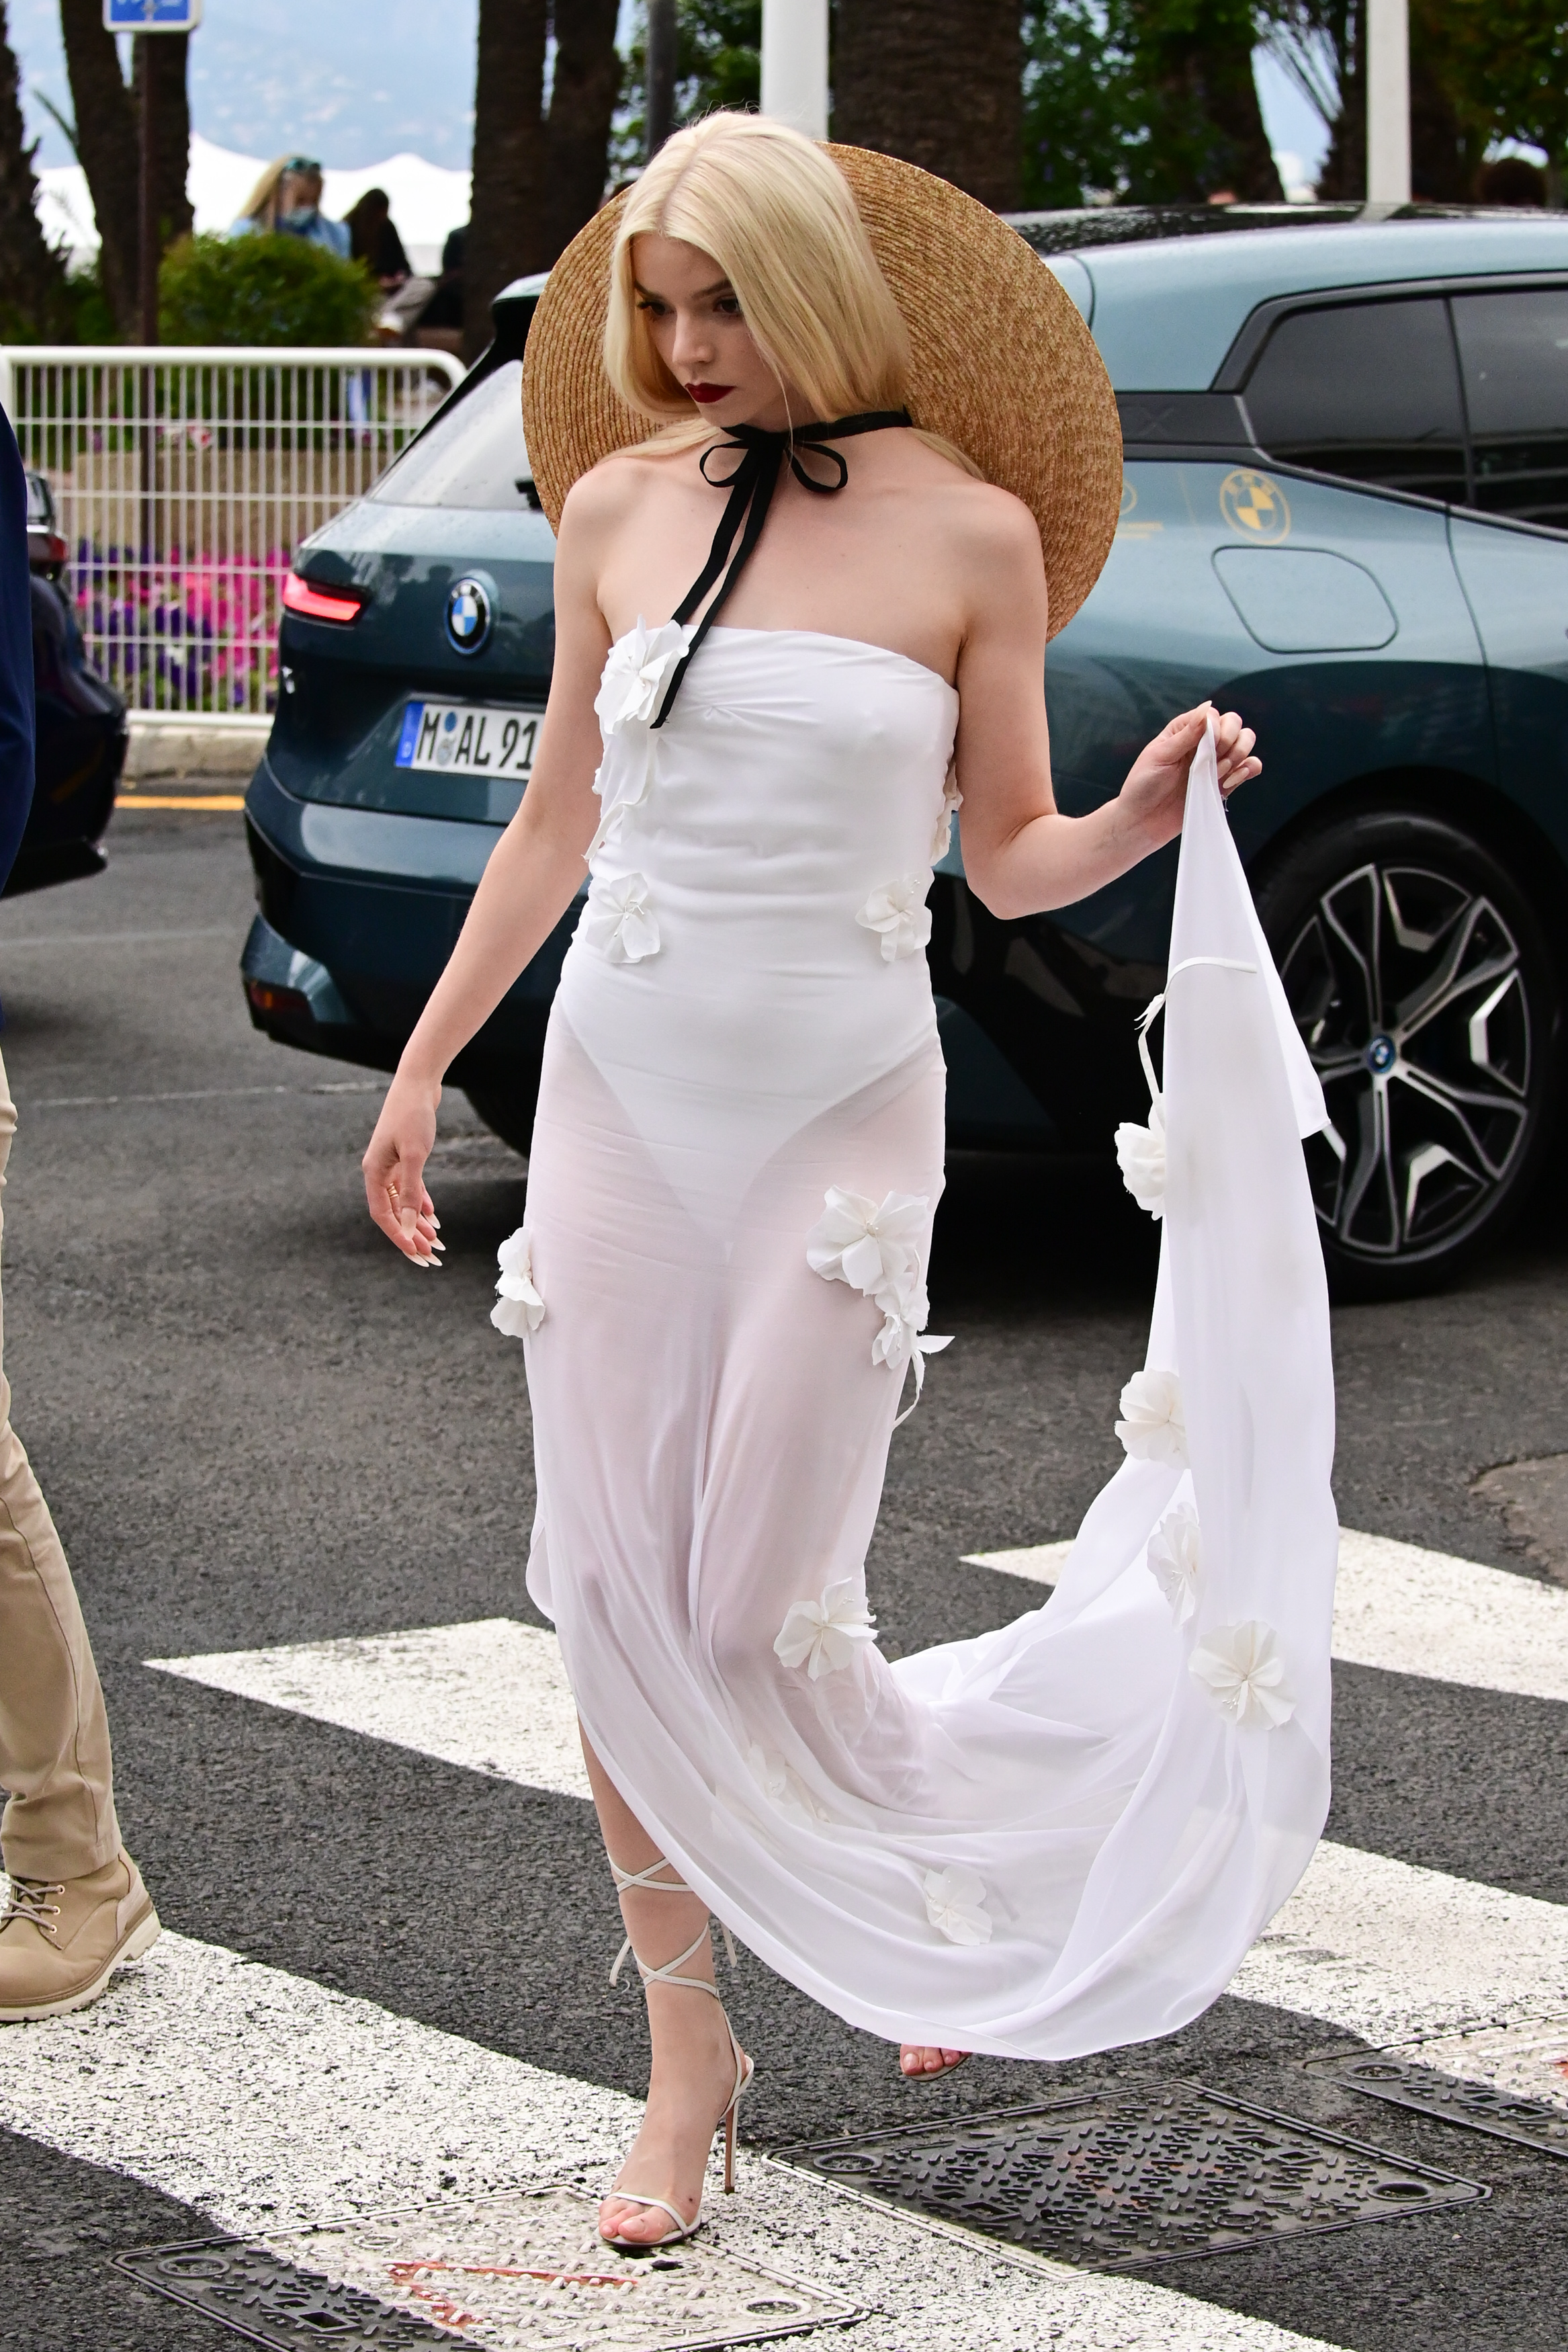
left=600, top=1857, right=754, bottom=2250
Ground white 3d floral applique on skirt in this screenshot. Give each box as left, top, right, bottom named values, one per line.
left=509, top=626, right=1338, bottom=2060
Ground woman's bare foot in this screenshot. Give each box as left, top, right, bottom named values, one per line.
left=600, top=1988, right=744, bottom=2244
left=900, top=2044, right=969, bottom=2076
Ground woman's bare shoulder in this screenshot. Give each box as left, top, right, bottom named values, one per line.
left=896, top=437, right=1041, bottom=554
left=559, top=437, right=696, bottom=539
left=904, top=455, right=1047, bottom=638
left=944, top=472, right=1042, bottom=559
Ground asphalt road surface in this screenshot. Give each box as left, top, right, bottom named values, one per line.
left=1, top=804, right=1565, bottom=2351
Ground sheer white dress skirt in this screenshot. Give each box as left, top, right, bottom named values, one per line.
left=511, top=637, right=1333, bottom=2061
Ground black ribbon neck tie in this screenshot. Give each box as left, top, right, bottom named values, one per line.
left=651, top=409, right=912, bottom=728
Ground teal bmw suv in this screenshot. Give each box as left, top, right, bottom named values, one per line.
left=243, top=208, right=1568, bottom=1294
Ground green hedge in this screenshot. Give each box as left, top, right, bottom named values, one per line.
left=159, top=233, right=379, bottom=347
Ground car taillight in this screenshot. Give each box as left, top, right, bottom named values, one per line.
left=281, top=571, right=365, bottom=623
left=27, top=530, right=68, bottom=567
left=246, top=978, right=312, bottom=1023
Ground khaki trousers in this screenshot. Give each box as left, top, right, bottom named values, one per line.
left=0, top=1046, right=120, bottom=1879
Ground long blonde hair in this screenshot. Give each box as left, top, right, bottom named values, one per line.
left=237, top=157, right=291, bottom=230
left=603, top=113, right=977, bottom=474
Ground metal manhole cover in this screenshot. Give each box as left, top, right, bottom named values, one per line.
left=1305, top=2017, right=1568, bottom=2158
left=116, top=2184, right=863, bottom=2351
left=781, top=2084, right=1484, bottom=2271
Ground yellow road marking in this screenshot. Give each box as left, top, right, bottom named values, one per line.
left=116, top=794, right=246, bottom=811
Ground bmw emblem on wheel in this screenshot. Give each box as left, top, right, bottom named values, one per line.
left=445, top=576, right=492, bottom=655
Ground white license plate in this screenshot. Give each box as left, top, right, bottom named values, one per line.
left=396, top=701, right=541, bottom=778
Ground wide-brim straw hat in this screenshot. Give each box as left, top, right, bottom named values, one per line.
left=522, top=143, right=1121, bottom=639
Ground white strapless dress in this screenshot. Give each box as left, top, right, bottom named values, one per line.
left=511, top=620, right=1338, bottom=2060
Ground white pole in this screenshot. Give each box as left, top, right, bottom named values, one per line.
left=1366, top=0, right=1411, bottom=205
left=760, top=0, right=829, bottom=140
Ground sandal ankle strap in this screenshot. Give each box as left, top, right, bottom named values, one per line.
left=606, top=1853, right=738, bottom=1986
left=608, top=1919, right=717, bottom=1996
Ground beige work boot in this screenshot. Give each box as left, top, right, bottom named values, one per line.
left=0, top=1851, right=160, bottom=2021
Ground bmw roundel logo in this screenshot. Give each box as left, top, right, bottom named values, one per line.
left=445, top=576, right=492, bottom=655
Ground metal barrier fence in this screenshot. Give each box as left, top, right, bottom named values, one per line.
left=0, top=345, right=465, bottom=725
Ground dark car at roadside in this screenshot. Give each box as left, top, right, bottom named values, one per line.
left=243, top=210, right=1568, bottom=1296
left=5, top=470, right=127, bottom=898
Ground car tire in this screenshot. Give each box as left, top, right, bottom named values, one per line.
left=1251, top=806, right=1562, bottom=1299
left=464, top=1083, right=537, bottom=1159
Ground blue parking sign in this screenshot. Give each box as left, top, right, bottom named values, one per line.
left=104, top=0, right=202, bottom=27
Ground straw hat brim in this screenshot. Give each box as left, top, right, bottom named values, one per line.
left=522, top=143, right=1121, bottom=640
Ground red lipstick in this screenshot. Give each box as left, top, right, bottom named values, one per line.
left=686, top=382, right=734, bottom=405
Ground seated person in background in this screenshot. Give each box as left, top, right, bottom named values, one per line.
left=230, top=157, right=351, bottom=258
left=407, top=224, right=465, bottom=353
left=345, top=188, right=412, bottom=288
left=1474, top=156, right=1547, bottom=206
left=416, top=224, right=466, bottom=331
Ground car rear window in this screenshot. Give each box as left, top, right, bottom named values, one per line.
left=1452, top=287, right=1568, bottom=530
left=370, top=358, right=531, bottom=510
left=1241, top=298, right=1467, bottom=503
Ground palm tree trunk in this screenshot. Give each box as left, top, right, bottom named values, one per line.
left=1314, top=0, right=1364, bottom=198
left=132, top=31, right=193, bottom=255
left=835, top=0, right=1023, bottom=212
left=1193, top=39, right=1284, bottom=198
left=60, top=0, right=140, bottom=337
left=546, top=0, right=619, bottom=260
left=467, top=0, right=551, bottom=362
left=0, top=0, right=68, bottom=338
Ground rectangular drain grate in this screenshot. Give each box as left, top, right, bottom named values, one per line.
left=1305, top=2017, right=1568, bottom=2160
left=781, top=2083, right=1485, bottom=2271
left=116, top=2183, right=863, bottom=2351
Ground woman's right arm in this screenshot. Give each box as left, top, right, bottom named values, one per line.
left=361, top=476, right=616, bottom=1260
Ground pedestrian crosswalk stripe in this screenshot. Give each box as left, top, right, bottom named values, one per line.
left=150, top=1617, right=593, bottom=1801
left=965, top=1526, right=1568, bottom=1708
left=147, top=1597, right=1568, bottom=2052
left=1230, top=1837, right=1568, bottom=2044
left=0, top=1927, right=1347, bottom=2352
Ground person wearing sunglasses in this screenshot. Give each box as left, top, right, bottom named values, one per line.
left=230, top=155, right=351, bottom=259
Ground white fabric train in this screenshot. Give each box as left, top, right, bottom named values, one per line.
left=510, top=628, right=1338, bottom=2059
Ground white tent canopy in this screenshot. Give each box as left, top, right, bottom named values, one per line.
left=36, top=132, right=471, bottom=276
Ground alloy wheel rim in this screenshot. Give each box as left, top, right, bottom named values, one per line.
left=1279, top=860, right=1533, bottom=1261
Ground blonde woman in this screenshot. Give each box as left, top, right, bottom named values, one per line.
left=362, top=116, right=1297, bottom=2249
left=230, top=155, right=349, bottom=259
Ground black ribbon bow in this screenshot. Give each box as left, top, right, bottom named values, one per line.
left=650, top=409, right=912, bottom=728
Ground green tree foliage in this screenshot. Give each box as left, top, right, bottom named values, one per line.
left=0, top=0, right=73, bottom=339
left=1260, top=0, right=1501, bottom=200
left=615, top=0, right=760, bottom=171
left=1021, top=0, right=1141, bottom=206
left=1432, top=0, right=1568, bottom=171
left=158, top=234, right=379, bottom=348
left=1022, top=0, right=1280, bottom=206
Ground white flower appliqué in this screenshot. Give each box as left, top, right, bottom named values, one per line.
left=1115, top=1366, right=1188, bottom=1466
left=807, top=1187, right=926, bottom=1298
left=1115, top=1096, right=1166, bottom=1218
left=872, top=1295, right=953, bottom=1420
left=773, top=1579, right=879, bottom=1680
left=929, top=778, right=963, bottom=866
left=1188, top=1620, right=1296, bottom=1730
left=806, top=1187, right=951, bottom=1421
left=585, top=736, right=658, bottom=864
left=746, top=1743, right=828, bottom=1826
left=593, top=616, right=693, bottom=734
left=857, top=876, right=933, bottom=963
left=1114, top=989, right=1171, bottom=1218
left=1146, top=1499, right=1200, bottom=1624
left=580, top=872, right=660, bottom=964
left=922, top=1865, right=992, bottom=1946
left=490, top=1228, right=545, bottom=1338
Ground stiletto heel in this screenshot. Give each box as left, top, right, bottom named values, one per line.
left=600, top=1857, right=754, bottom=2249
